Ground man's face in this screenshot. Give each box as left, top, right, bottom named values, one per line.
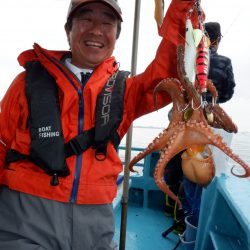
left=66, top=2, right=118, bottom=69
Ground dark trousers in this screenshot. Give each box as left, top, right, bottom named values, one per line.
left=0, top=187, right=117, bottom=250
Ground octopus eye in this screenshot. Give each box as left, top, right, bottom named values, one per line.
left=184, top=108, right=193, bottom=121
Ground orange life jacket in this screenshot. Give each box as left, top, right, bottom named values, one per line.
left=6, top=60, right=130, bottom=187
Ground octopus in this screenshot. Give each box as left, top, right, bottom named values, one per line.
left=129, top=45, right=250, bottom=208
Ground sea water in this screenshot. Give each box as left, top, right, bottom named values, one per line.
left=120, top=127, right=250, bottom=166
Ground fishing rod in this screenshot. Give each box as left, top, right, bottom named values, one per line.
left=222, top=4, right=245, bottom=37
left=119, top=1, right=141, bottom=249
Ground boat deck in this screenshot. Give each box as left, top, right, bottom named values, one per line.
left=114, top=204, right=183, bottom=250
left=114, top=146, right=250, bottom=249
left=113, top=148, right=185, bottom=249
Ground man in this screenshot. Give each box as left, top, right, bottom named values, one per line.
left=0, top=0, right=201, bottom=249
left=205, top=22, right=236, bottom=103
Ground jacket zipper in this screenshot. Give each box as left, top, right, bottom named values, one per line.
left=70, top=88, right=84, bottom=202
left=40, top=53, right=89, bottom=203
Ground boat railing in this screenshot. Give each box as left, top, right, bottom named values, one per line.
left=117, top=146, right=145, bottom=174
left=196, top=175, right=250, bottom=249
left=116, top=146, right=165, bottom=209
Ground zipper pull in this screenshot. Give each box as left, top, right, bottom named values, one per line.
left=51, top=173, right=59, bottom=186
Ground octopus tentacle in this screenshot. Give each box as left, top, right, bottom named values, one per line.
left=129, top=42, right=250, bottom=208
left=205, top=133, right=250, bottom=177
left=205, top=104, right=238, bottom=133
left=154, top=148, right=182, bottom=208
left=128, top=130, right=169, bottom=172
left=129, top=78, right=187, bottom=172
left=129, top=124, right=184, bottom=172
left=231, top=165, right=250, bottom=178
left=153, top=123, right=249, bottom=206
left=153, top=78, right=187, bottom=113
left=207, top=79, right=218, bottom=102
left=183, top=124, right=250, bottom=177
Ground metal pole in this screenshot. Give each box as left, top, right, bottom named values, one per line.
left=119, top=1, right=141, bottom=250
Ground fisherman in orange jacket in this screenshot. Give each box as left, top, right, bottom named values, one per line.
left=0, top=0, right=201, bottom=249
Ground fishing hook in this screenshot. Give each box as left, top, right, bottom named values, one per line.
left=191, top=99, right=202, bottom=110
left=177, top=103, right=190, bottom=112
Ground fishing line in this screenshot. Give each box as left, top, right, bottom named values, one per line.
left=221, top=2, right=245, bottom=38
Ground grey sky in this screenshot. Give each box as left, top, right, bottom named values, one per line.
left=0, top=0, right=249, bottom=131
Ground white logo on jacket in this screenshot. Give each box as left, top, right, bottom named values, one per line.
left=101, top=73, right=117, bottom=126
left=38, top=126, right=60, bottom=138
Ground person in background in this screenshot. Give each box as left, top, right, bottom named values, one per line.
left=0, top=0, right=201, bottom=249
left=205, top=22, right=236, bottom=103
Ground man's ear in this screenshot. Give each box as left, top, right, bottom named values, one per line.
left=65, top=24, right=71, bottom=48
left=64, top=23, right=69, bottom=38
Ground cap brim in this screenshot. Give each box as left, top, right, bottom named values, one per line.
left=68, top=0, right=122, bottom=21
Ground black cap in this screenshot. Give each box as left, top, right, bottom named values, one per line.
left=204, top=22, right=222, bottom=41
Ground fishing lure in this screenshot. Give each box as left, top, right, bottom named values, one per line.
left=194, top=0, right=210, bottom=95
left=195, top=23, right=210, bottom=94
left=184, top=1, right=210, bottom=95
left=184, top=18, right=197, bottom=85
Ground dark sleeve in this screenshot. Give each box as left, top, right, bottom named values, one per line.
left=218, top=60, right=236, bottom=103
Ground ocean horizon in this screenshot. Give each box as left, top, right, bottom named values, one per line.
left=120, top=126, right=250, bottom=166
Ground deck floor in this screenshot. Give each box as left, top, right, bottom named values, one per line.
left=114, top=204, right=184, bottom=250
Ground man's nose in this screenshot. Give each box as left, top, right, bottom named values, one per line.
left=90, top=21, right=103, bottom=35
